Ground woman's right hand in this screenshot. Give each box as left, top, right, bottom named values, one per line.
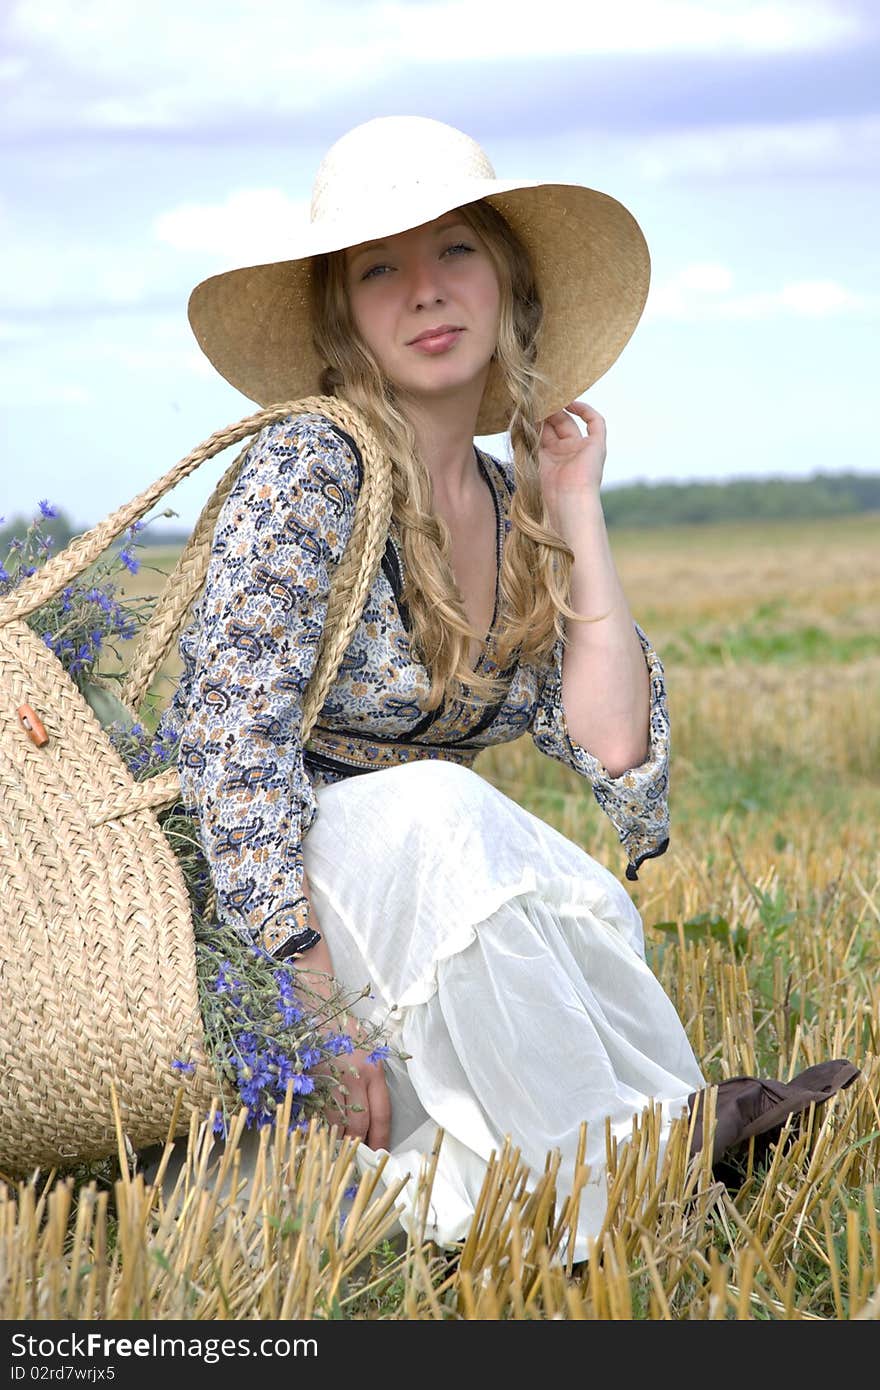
left=292, top=883, right=392, bottom=1150
left=310, top=1014, right=393, bottom=1151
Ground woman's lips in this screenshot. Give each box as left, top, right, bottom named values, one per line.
left=409, top=329, right=463, bottom=354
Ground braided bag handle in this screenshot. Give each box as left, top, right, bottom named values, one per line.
left=0, top=396, right=393, bottom=818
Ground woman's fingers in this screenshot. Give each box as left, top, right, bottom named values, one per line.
left=315, top=1056, right=386, bottom=1145
left=542, top=402, right=606, bottom=446
left=311, top=1049, right=391, bottom=1148
left=543, top=409, right=580, bottom=441
left=565, top=400, right=606, bottom=435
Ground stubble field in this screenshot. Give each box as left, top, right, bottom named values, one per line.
left=3, top=512, right=879, bottom=1319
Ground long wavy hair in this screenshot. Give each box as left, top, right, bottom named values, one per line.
left=309, top=198, right=602, bottom=712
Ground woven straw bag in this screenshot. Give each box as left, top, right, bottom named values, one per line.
left=0, top=396, right=392, bottom=1176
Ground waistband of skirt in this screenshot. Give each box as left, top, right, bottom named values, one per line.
left=304, top=724, right=481, bottom=775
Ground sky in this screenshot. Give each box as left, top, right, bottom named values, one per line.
left=2, top=0, right=879, bottom=530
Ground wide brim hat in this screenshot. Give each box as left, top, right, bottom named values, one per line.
left=188, top=115, right=652, bottom=437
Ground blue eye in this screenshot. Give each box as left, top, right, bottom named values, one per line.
left=361, top=243, right=472, bottom=280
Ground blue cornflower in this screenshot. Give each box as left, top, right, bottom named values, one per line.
left=38, top=500, right=58, bottom=519
left=273, top=1053, right=295, bottom=1087
left=118, top=548, right=140, bottom=575
left=343, top=1184, right=359, bottom=1201
left=324, top=1033, right=355, bottom=1057
left=212, top=1112, right=228, bottom=1137
left=86, top=588, right=113, bottom=614
left=235, top=1029, right=259, bottom=1056
left=0, top=564, right=10, bottom=584
left=274, top=968, right=305, bottom=1027
left=239, top=1076, right=263, bottom=1109
left=235, top=1046, right=272, bottom=1109
left=171, top=1059, right=196, bottom=1075
left=214, top=960, right=243, bottom=1002
left=366, top=1044, right=392, bottom=1065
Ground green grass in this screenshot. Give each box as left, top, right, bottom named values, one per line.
left=663, top=620, right=880, bottom=667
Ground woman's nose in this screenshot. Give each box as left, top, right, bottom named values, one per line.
left=406, top=261, right=446, bottom=308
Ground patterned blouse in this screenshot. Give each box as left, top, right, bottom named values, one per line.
left=157, top=411, right=671, bottom=961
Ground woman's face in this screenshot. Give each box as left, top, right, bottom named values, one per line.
left=343, top=210, right=501, bottom=409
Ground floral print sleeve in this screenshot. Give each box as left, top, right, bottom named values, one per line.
left=529, top=621, right=671, bottom=882
left=170, top=412, right=361, bottom=960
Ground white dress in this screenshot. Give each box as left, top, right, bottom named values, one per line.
left=301, top=758, right=706, bottom=1264
left=143, top=414, right=705, bottom=1259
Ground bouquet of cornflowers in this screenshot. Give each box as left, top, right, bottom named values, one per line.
left=1, top=503, right=397, bottom=1141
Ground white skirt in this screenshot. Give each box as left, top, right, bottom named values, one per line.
left=301, top=760, right=705, bottom=1263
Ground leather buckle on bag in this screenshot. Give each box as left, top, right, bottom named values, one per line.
left=17, top=703, right=49, bottom=747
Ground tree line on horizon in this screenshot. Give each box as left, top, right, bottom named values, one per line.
left=599, top=470, right=880, bottom=528
left=2, top=471, right=879, bottom=553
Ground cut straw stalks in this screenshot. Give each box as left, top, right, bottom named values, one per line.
left=1, top=1057, right=877, bottom=1320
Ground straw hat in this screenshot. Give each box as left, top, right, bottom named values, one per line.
left=188, top=115, right=651, bottom=436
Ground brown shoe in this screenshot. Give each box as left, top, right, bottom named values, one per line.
left=687, top=1058, right=860, bottom=1181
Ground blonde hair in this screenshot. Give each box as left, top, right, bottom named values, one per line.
left=309, top=198, right=596, bottom=712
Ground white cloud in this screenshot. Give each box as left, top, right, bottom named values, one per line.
left=0, top=310, right=214, bottom=410
left=636, top=115, right=880, bottom=180
left=0, top=232, right=177, bottom=313
left=719, top=279, right=867, bottom=318
left=185, top=350, right=217, bottom=379
left=777, top=280, right=864, bottom=315
left=677, top=263, right=734, bottom=293
left=5, top=0, right=866, bottom=132
left=646, top=265, right=872, bottom=320
left=646, top=263, right=735, bottom=318
left=154, top=189, right=311, bottom=265
left=0, top=55, right=28, bottom=80
left=0, top=319, right=44, bottom=342
left=381, top=0, right=861, bottom=55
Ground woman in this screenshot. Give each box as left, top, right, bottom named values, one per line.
left=153, top=116, right=856, bottom=1258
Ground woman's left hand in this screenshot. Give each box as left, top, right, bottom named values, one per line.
left=537, top=401, right=606, bottom=519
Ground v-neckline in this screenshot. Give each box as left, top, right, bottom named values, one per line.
left=386, top=446, right=506, bottom=676
left=472, top=445, right=504, bottom=670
